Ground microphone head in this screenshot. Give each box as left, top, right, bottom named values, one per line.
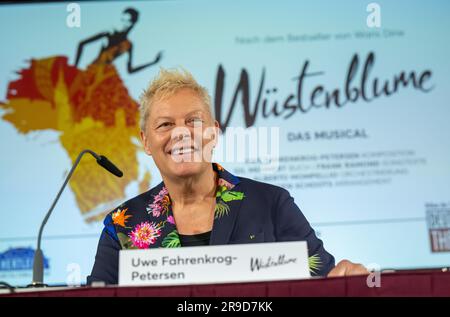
left=96, top=155, right=123, bottom=177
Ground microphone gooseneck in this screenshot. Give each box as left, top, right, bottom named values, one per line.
left=31, top=149, right=123, bottom=287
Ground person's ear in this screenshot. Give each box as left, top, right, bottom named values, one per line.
left=140, top=130, right=152, bottom=156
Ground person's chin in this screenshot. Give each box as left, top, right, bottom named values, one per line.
left=167, top=156, right=205, bottom=178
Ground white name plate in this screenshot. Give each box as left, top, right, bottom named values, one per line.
left=118, top=241, right=310, bottom=286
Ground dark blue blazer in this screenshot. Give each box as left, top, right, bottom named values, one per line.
left=87, top=163, right=335, bottom=285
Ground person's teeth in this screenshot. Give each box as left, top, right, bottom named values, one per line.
left=181, top=148, right=193, bottom=154
left=172, top=147, right=194, bottom=155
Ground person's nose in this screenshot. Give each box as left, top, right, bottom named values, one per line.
left=171, top=125, right=192, bottom=142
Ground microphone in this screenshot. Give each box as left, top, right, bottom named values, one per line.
left=96, top=155, right=123, bottom=177
left=30, top=149, right=123, bottom=287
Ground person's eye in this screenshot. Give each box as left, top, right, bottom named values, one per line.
left=188, top=117, right=204, bottom=125
left=157, top=122, right=173, bottom=129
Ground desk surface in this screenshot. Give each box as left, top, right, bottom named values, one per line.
left=1, top=269, right=449, bottom=297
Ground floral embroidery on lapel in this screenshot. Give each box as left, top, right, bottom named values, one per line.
left=217, top=175, right=234, bottom=191
left=161, top=216, right=181, bottom=248
left=147, top=186, right=170, bottom=217
left=220, top=191, right=245, bottom=203
left=214, top=164, right=245, bottom=219
left=167, top=215, right=175, bottom=224
left=128, top=221, right=163, bottom=249
left=214, top=200, right=230, bottom=219
left=161, top=230, right=181, bottom=248
left=111, top=208, right=132, bottom=228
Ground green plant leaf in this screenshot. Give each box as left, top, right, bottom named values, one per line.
left=215, top=185, right=228, bottom=198
left=221, top=191, right=245, bottom=202
left=161, top=230, right=181, bottom=248
left=308, top=254, right=322, bottom=274
left=214, top=200, right=230, bottom=219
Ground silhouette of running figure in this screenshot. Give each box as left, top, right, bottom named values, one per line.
left=74, top=7, right=162, bottom=73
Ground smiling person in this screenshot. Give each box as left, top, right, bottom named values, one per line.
left=87, top=68, right=368, bottom=285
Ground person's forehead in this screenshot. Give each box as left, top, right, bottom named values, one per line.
left=153, top=109, right=206, bottom=120
left=150, top=90, right=209, bottom=118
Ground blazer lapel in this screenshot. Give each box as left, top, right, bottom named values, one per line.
left=209, top=184, right=244, bottom=245
left=209, top=164, right=245, bottom=245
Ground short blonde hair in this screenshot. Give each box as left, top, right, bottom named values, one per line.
left=139, top=67, right=213, bottom=132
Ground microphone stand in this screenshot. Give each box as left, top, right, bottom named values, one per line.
left=30, top=149, right=122, bottom=287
